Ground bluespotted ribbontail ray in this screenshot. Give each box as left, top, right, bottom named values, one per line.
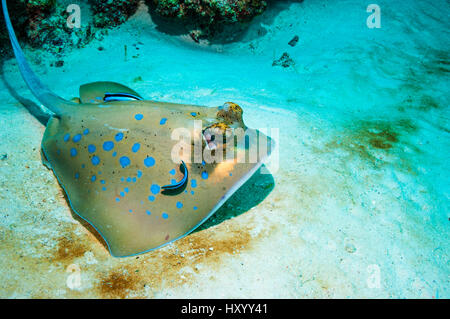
left=2, top=0, right=274, bottom=257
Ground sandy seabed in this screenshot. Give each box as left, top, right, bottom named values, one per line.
left=0, top=0, right=448, bottom=298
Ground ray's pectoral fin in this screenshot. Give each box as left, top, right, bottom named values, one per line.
left=161, top=161, right=189, bottom=196
left=41, top=116, right=60, bottom=169
left=79, top=81, right=143, bottom=104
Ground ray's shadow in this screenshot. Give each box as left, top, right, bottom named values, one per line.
left=1, top=61, right=50, bottom=125
left=195, top=165, right=275, bottom=232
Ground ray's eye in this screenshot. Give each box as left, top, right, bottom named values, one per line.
left=217, top=102, right=244, bottom=128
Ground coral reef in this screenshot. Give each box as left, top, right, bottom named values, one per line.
left=0, top=0, right=270, bottom=57
left=26, top=2, right=95, bottom=53
left=0, top=1, right=28, bottom=57
left=22, top=0, right=57, bottom=46
left=89, top=0, right=140, bottom=28
left=151, top=0, right=268, bottom=37
left=1, top=0, right=140, bottom=57
left=1, top=0, right=94, bottom=57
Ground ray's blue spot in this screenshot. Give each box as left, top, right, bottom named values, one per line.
left=91, top=156, right=100, bottom=166
left=148, top=195, right=155, bottom=202
left=124, top=187, right=129, bottom=193
left=150, top=184, right=160, bottom=194
left=132, top=177, right=137, bottom=183
left=116, top=198, right=120, bottom=202
left=121, top=177, right=125, bottom=182
left=176, top=202, right=183, bottom=209
left=83, top=129, right=90, bottom=135
left=229, top=172, right=233, bottom=176
left=171, top=179, right=177, bottom=184
left=160, top=118, right=167, bottom=125
left=103, top=141, right=114, bottom=151
left=120, top=192, right=125, bottom=197
left=144, top=157, right=155, bottom=167
left=191, top=191, right=195, bottom=195
left=162, top=212, right=169, bottom=219
left=129, top=209, right=133, bottom=213
left=91, top=175, right=96, bottom=182
left=73, top=134, right=82, bottom=143
left=81, top=164, right=85, bottom=168
left=135, top=113, right=144, bottom=121
left=190, top=112, right=197, bottom=117
left=88, top=144, right=96, bottom=153
left=146, top=210, right=151, bottom=215
left=56, top=149, right=61, bottom=155
left=100, top=180, right=105, bottom=184
left=119, top=156, right=130, bottom=168
left=70, top=148, right=77, bottom=157
left=126, top=177, right=132, bottom=182
left=63, top=134, right=70, bottom=142
left=137, top=170, right=143, bottom=178
left=115, top=132, right=124, bottom=142
left=132, top=143, right=140, bottom=153
left=74, top=172, right=80, bottom=179
left=202, top=160, right=206, bottom=166
left=193, top=206, right=198, bottom=210
left=112, top=151, right=117, bottom=157
left=169, top=169, right=176, bottom=175
left=102, top=187, right=107, bottom=191
left=191, top=179, right=197, bottom=188
left=201, top=171, right=209, bottom=180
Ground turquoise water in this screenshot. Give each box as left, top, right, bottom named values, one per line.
left=0, top=0, right=448, bottom=298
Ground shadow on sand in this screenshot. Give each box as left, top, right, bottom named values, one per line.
left=1, top=62, right=50, bottom=125
left=196, top=165, right=275, bottom=232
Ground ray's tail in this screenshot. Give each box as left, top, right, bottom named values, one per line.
left=1, top=0, right=75, bottom=115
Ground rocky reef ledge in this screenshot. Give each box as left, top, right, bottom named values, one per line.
left=0, top=0, right=269, bottom=57
left=152, top=0, right=267, bottom=39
